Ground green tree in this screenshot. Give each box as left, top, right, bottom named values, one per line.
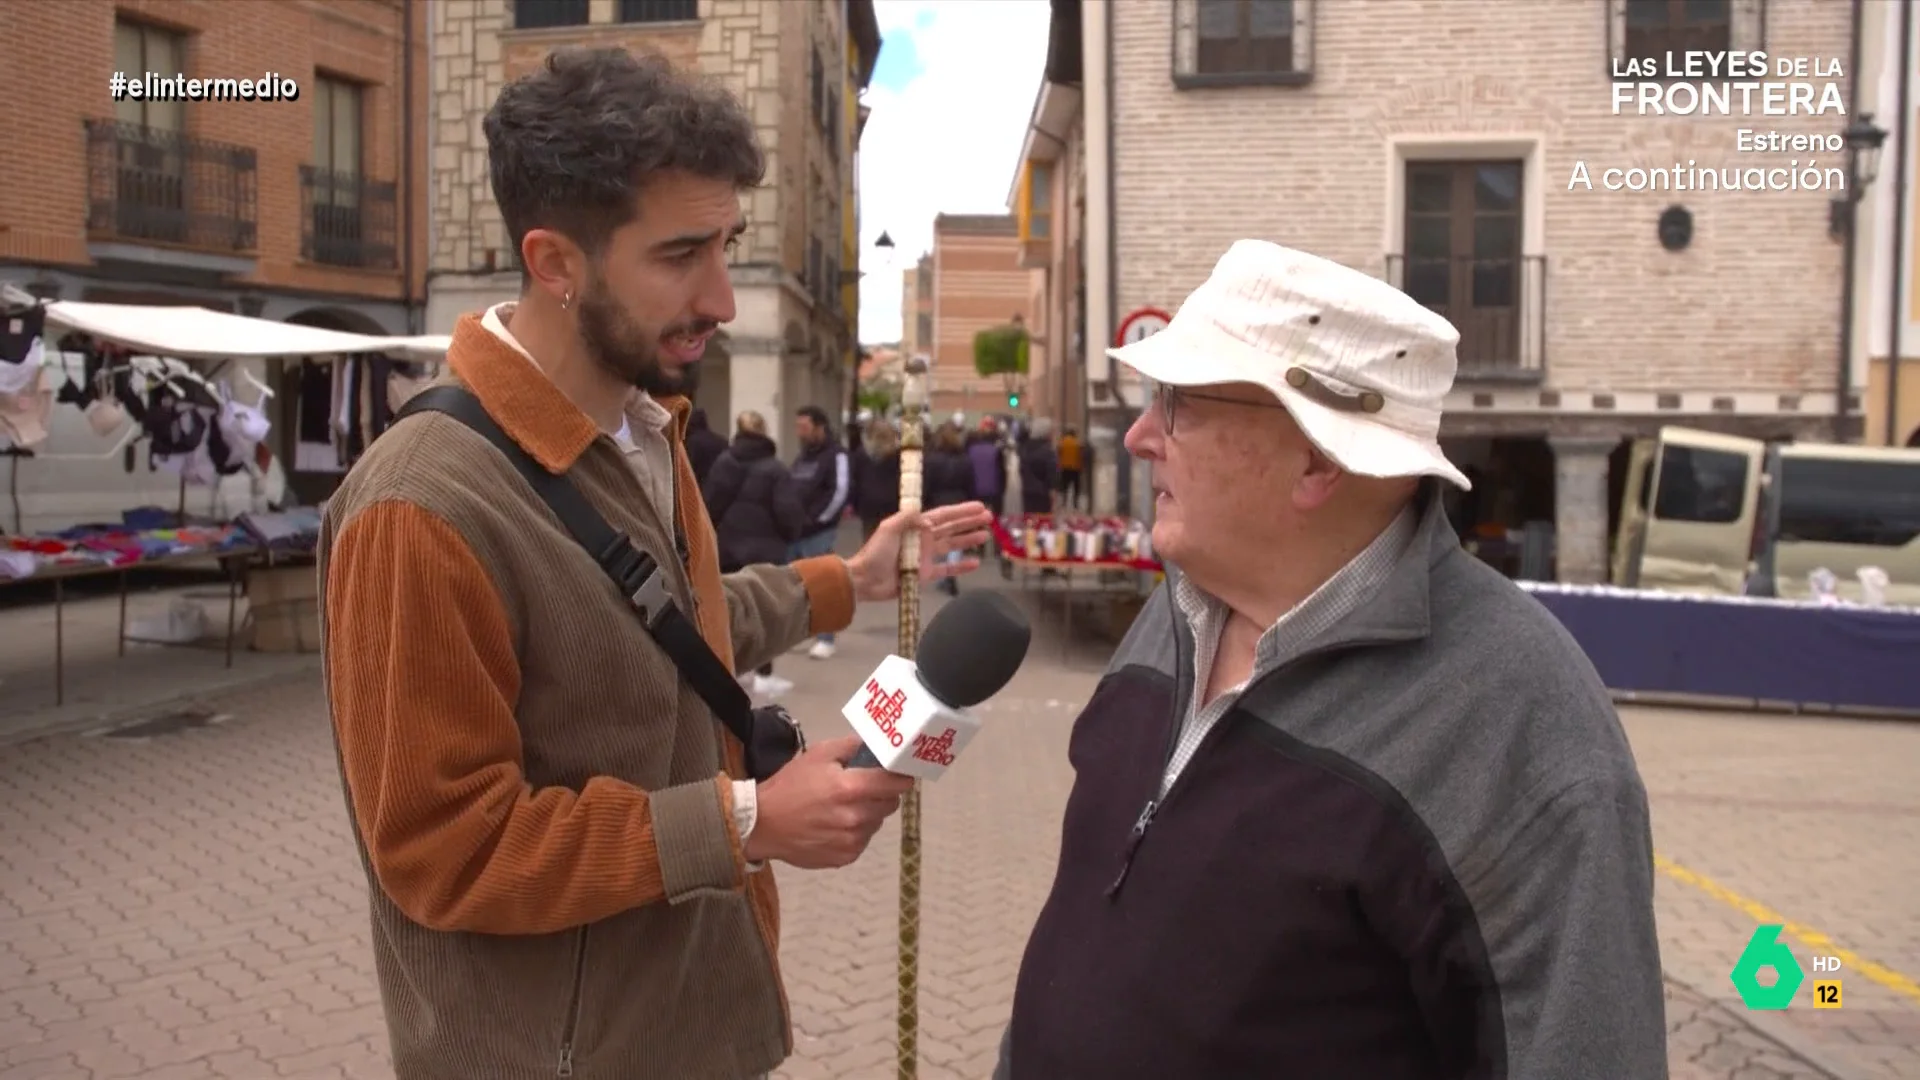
left=857, top=377, right=901, bottom=416
left=973, top=319, right=1029, bottom=406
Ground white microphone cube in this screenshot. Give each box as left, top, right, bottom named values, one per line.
left=840, top=654, right=982, bottom=780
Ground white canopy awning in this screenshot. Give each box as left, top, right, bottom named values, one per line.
left=39, top=300, right=450, bottom=361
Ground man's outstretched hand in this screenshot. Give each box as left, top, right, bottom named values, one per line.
left=844, top=501, right=994, bottom=602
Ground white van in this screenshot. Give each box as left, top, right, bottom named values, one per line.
left=1612, top=425, right=1920, bottom=605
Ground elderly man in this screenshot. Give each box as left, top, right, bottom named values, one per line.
left=996, top=241, right=1665, bottom=1079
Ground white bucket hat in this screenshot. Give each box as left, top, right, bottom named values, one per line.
left=1109, top=239, right=1471, bottom=491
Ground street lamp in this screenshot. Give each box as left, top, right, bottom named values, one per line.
left=849, top=231, right=900, bottom=440
left=1846, top=114, right=1889, bottom=185
left=1830, top=113, right=1888, bottom=239
left=1832, top=112, right=1890, bottom=442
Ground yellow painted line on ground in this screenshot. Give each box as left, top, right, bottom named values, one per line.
left=1655, top=853, right=1920, bottom=1006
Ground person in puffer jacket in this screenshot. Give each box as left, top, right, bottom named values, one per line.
left=851, top=418, right=901, bottom=540
left=684, top=407, right=729, bottom=490
left=924, top=422, right=979, bottom=596
left=1017, top=417, right=1060, bottom=516
left=789, top=404, right=851, bottom=659
left=703, top=410, right=805, bottom=698
left=966, top=421, right=1006, bottom=519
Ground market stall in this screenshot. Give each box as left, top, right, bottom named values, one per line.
left=1520, top=582, right=1920, bottom=716
left=33, top=298, right=449, bottom=362
left=992, top=513, right=1161, bottom=662
left=0, top=286, right=447, bottom=705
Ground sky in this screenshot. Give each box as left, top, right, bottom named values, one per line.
left=856, top=0, right=1053, bottom=345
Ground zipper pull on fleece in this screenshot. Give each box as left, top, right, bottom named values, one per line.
left=1105, top=799, right=1159, bottom=898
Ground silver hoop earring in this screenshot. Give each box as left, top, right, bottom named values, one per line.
left=561, top=290, right=574, bottom=311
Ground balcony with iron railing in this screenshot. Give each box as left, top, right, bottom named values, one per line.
left=299, top=167, right=399, bottom=270
left=1383, top=253, right=1548, bottom=381
left=85, top=119, right=258, bottom=252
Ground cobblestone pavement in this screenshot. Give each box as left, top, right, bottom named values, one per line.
left=2, top=583, right=1912, bottom=1079
left=1629, top=707, right=1920, bottom=1080
left=0, top=574, right=319, bottom=745
left=1664, top=978, right=1848, bottom=1080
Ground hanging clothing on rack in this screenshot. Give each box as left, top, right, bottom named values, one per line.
left=324, top=352, right=409, bottom=467
left=56, top=369, right=95, bottom=409
left=107, top=346, right=151, bottom=428
left=0, top=304, right=51, bottom=449
left=210, top=383, right=270, bottom=476
left=0, top=304, right=46, bottom=373
left=294, top=357, right=343, bottom=473
left=149, top=375, right=272, bottom=489
left=367, top=354, right=396, bottom=440
left=54, top=344, right=109, bottom=411
left=68, top=345, right=130, bottom=439
left=219, top=392, right=270, bottom=449
left=0, top=367, right=51, bottom=449
left=386, top=360, right=432, bottom=415
left=86, top=396, right=129, bottom=439
left=143, top=384, right=210, bottom=465
left=334, top=356, right=360, bottom=467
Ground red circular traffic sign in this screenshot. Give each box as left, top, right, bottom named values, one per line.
left=1114, top=307, right=1172, bottom=348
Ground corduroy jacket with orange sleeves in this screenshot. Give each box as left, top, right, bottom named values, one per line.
left=317, top=313, right=854, bottom=1080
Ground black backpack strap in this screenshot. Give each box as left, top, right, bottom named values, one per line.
left=396, top=385, right=758, bottom=748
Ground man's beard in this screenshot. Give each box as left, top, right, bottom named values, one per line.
left=574, top=272, right=714, bottom=397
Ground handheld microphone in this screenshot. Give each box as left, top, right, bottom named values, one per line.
left=841, top=590, right=1033, bottom=778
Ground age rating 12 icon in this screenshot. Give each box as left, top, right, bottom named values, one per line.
left=1731, top=925, right=1843, bottom=1009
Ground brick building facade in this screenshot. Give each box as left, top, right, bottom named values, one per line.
left=928, top=214, right=1036, bottom=420
left=1037, top=0, right=1881, bottom=582
left=1008, top=19, right=1091, bottom=470
left=0, top=0, right=427, bottom=333
left=899, top=252, right=934, bottom=362
left=424, top=0, right=879, bottom=455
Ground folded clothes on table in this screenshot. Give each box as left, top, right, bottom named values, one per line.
left=0, top=550, right=36, bottom=580
left=236, top=506, right=323, bottom=553
left=1, top=507, right=253, bottom=581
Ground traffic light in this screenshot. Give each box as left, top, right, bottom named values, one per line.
left=1008, top=392, right=1020, bottom=408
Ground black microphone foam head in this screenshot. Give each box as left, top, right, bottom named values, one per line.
left=915, top=590, right=1032, bottom=708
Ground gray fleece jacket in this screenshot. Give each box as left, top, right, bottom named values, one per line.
left=996, top=484, right=1667, bottom=1079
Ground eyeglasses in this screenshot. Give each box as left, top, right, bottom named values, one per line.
left=1149, top=381, right=1292, bottom=436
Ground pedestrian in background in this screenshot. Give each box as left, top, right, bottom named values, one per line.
left=788, top=404, right=851, bottom=659
left=1017, top=417, right=1060, bottom=518
left=925, top=421, right=979, bottom=596
left=703, top=409, right=803, bottom=698
left=998, top=240, right=1662, bottom=1079
left=852, top=417, right=900, bottom=541
left=966, top=418, right=1006, bottom=521
left=1056, top=425, right=1083, bottom=509
left=684, top=406, right=727, bottom=489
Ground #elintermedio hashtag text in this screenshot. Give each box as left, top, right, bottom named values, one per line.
left=109, top=71, right=301, bottom=103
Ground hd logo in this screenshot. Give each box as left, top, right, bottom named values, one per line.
left=1730, top=925, right=1843, bottom=1009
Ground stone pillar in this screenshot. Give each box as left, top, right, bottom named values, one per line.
left=723, top=277, right=788, bottom=454
left=1548, top=437, right=1617, bottom=584
left=1087, top=422, right=1121, bottom=516
left=730, top=350, right=783, bottom=454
